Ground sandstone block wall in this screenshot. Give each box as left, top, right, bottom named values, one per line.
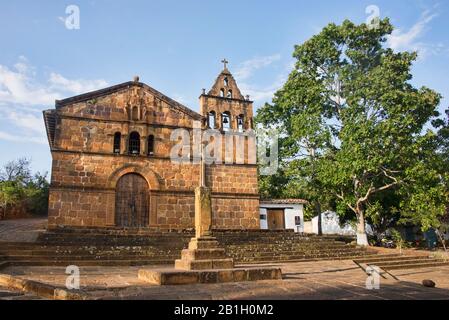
left=45, top=79, right=261, bottom=231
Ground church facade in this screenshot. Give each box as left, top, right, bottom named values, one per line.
left=43, top=64, right=260, bottom=231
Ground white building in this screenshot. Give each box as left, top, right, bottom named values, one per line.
left=304, top=211, right=373, bottom=236
left=259, top=199, right=307, bottom=233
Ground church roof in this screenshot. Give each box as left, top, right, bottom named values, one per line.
left=54, top=80, right=203, bottom=120
left=260, top=199, right=308, bottom=205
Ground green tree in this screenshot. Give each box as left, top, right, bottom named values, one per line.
left=0, top=158, right=49, bottom=219
left=0, top=181, right=23, bottom=219
left=257, top=18, right=442, bottom=245
left=0, top=158, right=32, bottom=183
left=398, top=109, right=449, bottom=249
left=24, top=172, right=50, bottom=216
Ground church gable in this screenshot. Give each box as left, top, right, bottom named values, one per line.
left=207, top=60, right=245, bottom=100
left=55, top=79, right=203, bottom=126
left=46, top=78, right=204, bottom=155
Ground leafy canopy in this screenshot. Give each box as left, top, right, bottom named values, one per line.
left=257, top=18, right=444, bottom=233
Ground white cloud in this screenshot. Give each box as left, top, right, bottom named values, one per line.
left=0, top=57, right=108, bottom=106
left=0, top=56, right=108, bottom=144
left=234, top=54, right=281, bottom=81
left=5, top=110, right=45, bottom=134
left=386, top=8, right=440, bottom=58
left=239, top=74, right=286, bottom=105
left=0, top=64, right=59, bottom=106
left=0, top=131, right=47, bottom=145
left=235, top=58, right=293, bottom=106
left=49, top=73, right=108, bottom=95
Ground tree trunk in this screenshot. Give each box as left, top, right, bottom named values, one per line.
left=1, top=203, right=6, bottom=220
left=316, top=201, right=322, bottom=235
left=436, top=229, right=447, bottom=253
left=356, top=206, right=369, bottom=246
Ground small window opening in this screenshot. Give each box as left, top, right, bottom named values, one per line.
left=129, top=131, right=140, bottom=155
left=208, top=111, right=216, bottom=129
left=237, top=114, right=244, bottom=132
left=113, top=132, right=121, bottom=154
left=147, top=135, right=155, bottom=156
left=222, top=112, right=231, bottom=132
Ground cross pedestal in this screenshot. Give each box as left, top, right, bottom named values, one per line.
left=174, top=186, right=234, bottom=270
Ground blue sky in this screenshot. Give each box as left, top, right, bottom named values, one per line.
left=0, top=0, right=448, bottom=175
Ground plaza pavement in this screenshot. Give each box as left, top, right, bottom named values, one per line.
left=2, top=260, right=449, bottom=300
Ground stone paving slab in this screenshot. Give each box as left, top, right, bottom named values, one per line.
left=0, top=218, right=47, bottom=243
left=2, top=259, right=449, bottom=300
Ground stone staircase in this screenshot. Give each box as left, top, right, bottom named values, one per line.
left=353, top=253, right=449, bottom=271
left=0, top=286, right=42, bottom=300
left=0, top=229, right=377, bottom=268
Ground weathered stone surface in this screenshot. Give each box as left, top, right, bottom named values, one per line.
left=195, top=187, right=212, bottom=238
left=181, top=248, right=227, bottom=260
left=188, top=238, right=220, bottom=250
left=0, top=273, right=89, bottom=300
left=138, top=267, right=282, bottom=286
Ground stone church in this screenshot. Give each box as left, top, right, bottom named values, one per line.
left=43, top=63, right=260, bottom=231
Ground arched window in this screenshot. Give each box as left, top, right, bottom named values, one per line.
left=227, top=90, right=233, bottom=99
left=220, top=89, right=225, bottom=97
left=222, top=112, right=231, bottom=132
left=237, top=114, right=244, bottom=132
left=132, top=107, right=139, bottom=121
left=224, top=77, right=229, bottom=87
left=147, top=135, right=155, bottom=156
left=113, top=132, right=121, bottom=154
left=208, top=111, right=216, bottom=129
left=129, top=131, right=140, bottom=155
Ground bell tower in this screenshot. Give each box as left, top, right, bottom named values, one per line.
left=199, top=59, right=254, bottom=133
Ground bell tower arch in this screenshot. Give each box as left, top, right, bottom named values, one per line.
left=199, top=59, right=254, bottom=133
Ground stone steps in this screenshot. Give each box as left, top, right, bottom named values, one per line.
left=0, top=230, right=375, bottom=267
left=230, top=249, right=367, bottom=259
left=0, top=248, right=181, bottom=256
left=227, top=245, right=357, bottom=252
left=0, top=247, right=366, bottom=260
left=7, top=247, right=362, bottom=254
left=1, top=254, right=180, bottom=261
left=0, top=287, right=41, bottom=300
left=369, top=258, right=441, bottom=267
left=3, top=259, right=175, bottom=267
left=240, top=253, right=381, bottom=265
left=379, top=261, right=449, bottom=270
left=353, top=254, right=449, bottom=271
left=353, top=255, right=425, bottom=264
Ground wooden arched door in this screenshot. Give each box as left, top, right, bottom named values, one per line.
left=115, top=173, right=149, bottom=227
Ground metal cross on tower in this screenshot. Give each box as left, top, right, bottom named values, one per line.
left=221, top=58, right=228, bottom=69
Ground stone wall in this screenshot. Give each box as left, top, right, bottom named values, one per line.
left=48, top=149, right=259, bottom=230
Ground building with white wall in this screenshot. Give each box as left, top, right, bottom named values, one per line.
left=304, top=211, right=373, bottom=236
left=259, top=199, right=307, bottom=233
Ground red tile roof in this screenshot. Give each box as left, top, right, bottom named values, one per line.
left=260, top=199, right=308, bottom=205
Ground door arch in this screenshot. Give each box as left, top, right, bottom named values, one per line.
left=115, top=173, right=149, bottom=227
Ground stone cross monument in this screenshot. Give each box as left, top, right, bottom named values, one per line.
left=174, top=141, right=234, bottom=270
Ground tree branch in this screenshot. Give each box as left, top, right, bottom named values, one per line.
left=336, top=191, right=357, bottom=214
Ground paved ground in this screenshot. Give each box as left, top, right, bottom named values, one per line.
left=0, top=218, right=47, bottom=243
left=3, top=260, right=449, bottom=300
left=0, top=285, right=41, bottom=300
left=1, top=218, right=448, bottom=300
